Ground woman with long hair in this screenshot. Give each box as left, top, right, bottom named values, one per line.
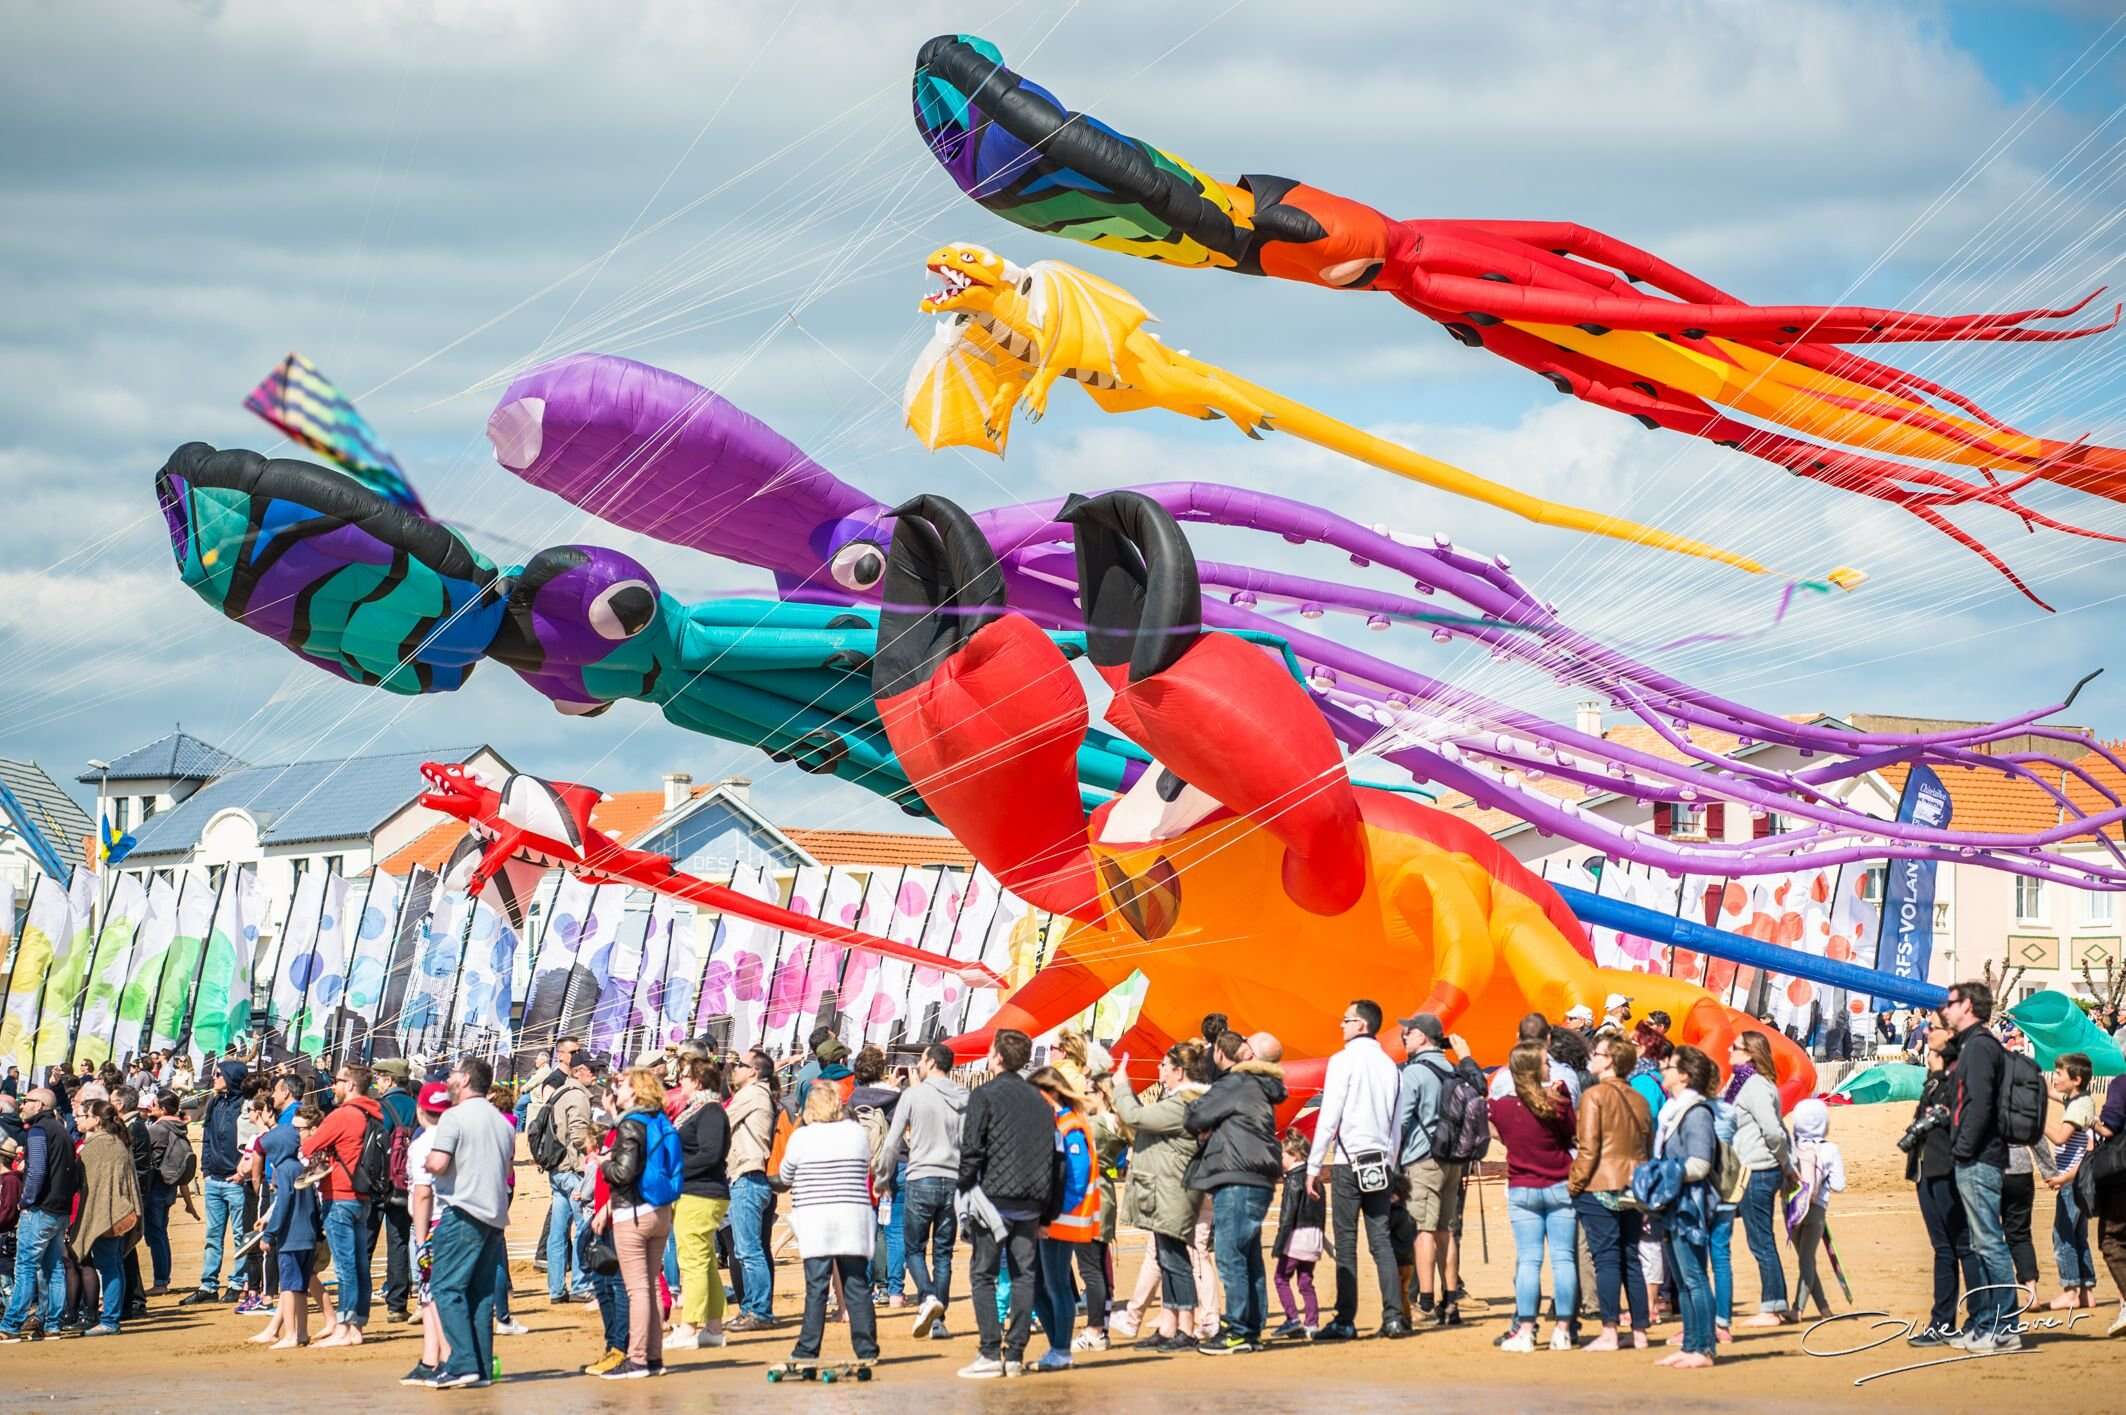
left=1723, top=1030, right=1794, bottom=1327
left=70, top=1101, right=143, bottom=1337
left=1110, top=1040, right=1211, bottom=1349
left=1490, top=1041, right=1579, bottom=1351
left=1027, top=1066, right=1101, bottom=1370
left=668, top=1057, right=729, bottom=1350
left=1655, top=1046, right=1723, bottom=1369
left=594, top=1067, right=682, bottom=1379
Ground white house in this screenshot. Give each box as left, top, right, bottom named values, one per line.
left=1, top=756, right=91, bottom=896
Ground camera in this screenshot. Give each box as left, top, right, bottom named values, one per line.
left=1897, top=1103, right=1950, bottom=1154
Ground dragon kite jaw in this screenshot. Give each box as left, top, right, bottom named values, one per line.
left=920, top=241, right=1017, bottom=315
left=416, top=761, right=1006, bottom=990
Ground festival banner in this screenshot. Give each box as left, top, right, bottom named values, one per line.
left=698, top=865, right=783, bottom=1049
left=111, top=875, right=179, bottom=1064
left=0, top=872, right=69, bottom=1077
left=340, top=870, right=404, bottom=1038
left=149, top=871, right=218, bottom=1053
left=775, top=867, right=870, bottom=1055
left=369, top=868, right=436, bottom=1061
left=903, top=870, right=977, bottom=1046
left=517, top=873, right=596, bottom=1064
left=653, top=898, right=700, bottom=1047
left=1875, top=765, right=1951, bottom=1008
left=959, top=872, right=1035, bottom=1035
left=267, top=868, right=328, bottom=1038
left=71, top=872, right=147, bottom=1067
left=1823, top=863, right=1883, bottom=1026
left=932, top=868, right=1000, bottom=1035
left=191, top=865, right=264, bottom=1061
left=31, top=868, right=98, bottom=1070
left=0, top=879, right=14, bottom=1030
left=1584, top=860, right=1683, bottom=976
left=557, top=884, right=625, bottom=1044
left=625, top=894, right=677, bottom=1058
left=587, top=897, right=651, bottom=1056
left=398, top=885, right=469, bottom=1055
left=448, top=898, right=518, bottom=1053
left=843, top=867, right=942, bottom=1047
left=291, top=872, right=352, bottom=1056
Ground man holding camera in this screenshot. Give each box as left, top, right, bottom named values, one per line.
left=1943, top=981, right=2018, bottom=1352
left=1902, top=1025, right=1970, bottom=1346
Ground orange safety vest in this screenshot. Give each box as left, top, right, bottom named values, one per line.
left=1044, top=1108, right=1101, bottom=1242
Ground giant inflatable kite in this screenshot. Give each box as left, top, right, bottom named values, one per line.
left=912, top=35, right=2126, bottom=605
left=904, top=241, right=1854, bottom=585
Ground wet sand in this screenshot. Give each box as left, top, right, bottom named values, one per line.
left=8, top=1100, right=2120, bottom=1411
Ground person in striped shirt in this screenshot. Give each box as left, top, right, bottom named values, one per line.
left=777, top=1086, right=880, bottom=1368
left=2042, top=1052, right=2098, bottom=1311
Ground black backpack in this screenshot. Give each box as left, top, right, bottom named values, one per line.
left=1426, top=1053, right=1493, bottom=1164
left=1995, top=1048, right=2047, bottom=1147
left=527, top=1098, right=570, bottom=1173
left=349, top=1111, right=393, bottom=1198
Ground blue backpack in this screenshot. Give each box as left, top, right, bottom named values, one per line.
left=609, top=1111, right=684, bottom=1209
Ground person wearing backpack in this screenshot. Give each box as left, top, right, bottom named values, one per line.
left=534, top=1056, right=598, bottom=1306
left=596, top=1066, right=683, bottom=1380
left=1184, top=1031, right=1286, bottom=1355
left=301, top=1063, right=385, bottom=1346
left=0, top=1089, right=79, bottom=1340
left=1392, top=1012, right=1479, bottom=1329
left=1569, top=1032, right=1654, bottom=1350
left=1943, top=980, right=2020, bottom=1352
left=365, top=1060, right=419, bottom=1323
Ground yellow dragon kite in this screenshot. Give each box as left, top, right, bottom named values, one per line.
left=904, top=241, right=1862, bottom=586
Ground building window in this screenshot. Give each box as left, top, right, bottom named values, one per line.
left=113, top=797, right=129, bottom=831
left=2082, top=889, right=2113, bottom=924
left=323, top=854, right=345, bottom=878
left=1859, top=866, right=1886, bottom=905
left=2014, top=875, right=2045, bottom=922
left=141, top=797, right=157, bottom=821
left=1654, top=801, right=1719, bottom=838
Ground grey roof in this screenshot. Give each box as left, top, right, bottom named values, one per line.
left=82, top=731, right=248, bottom=785
left=124, top=746, right=486, bottom=861
left=0, top=758, right=92, bottom=854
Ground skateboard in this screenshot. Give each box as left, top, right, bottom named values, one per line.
left=766, top=1360, right=875, bottom=1383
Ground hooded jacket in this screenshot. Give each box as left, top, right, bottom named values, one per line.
left=878, top=1073, right=967, bottom=1184
left=262, top=1124, right=321, bottom=1254
left=303, top=1091, right=383, bottom=1203
left=1185, top=1060, right=1288, bottom=1191
left=1112, top=1073, right=1208, bottom=1240
left=199, top=1061, right=248, bottom=1181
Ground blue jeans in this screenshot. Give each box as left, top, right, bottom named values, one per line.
left=871, top=1161, right=907, bottom=1296
left=1955, top=1162, right=2016, bottom=1340
left=545, top=1170, right=592, bottom=1298
left=1032, top=1236, right=1077, bottom=1355
left=1212, top=1184, right=1272, bottom=1340
left=2053, top=1181, right=2096, bottom=1289
left=323, top=1198, right=371, bottom=1324
left=1739, top=1168, right=1788, bottom=1313
left=3, top=1209, right=68, bottom=1333
left=590, top=1265, right=630, bottom=1352
left=1574, top=1192, right=1648, bottom=1330
left=1505, top=1181, right=1578, bottom=1324
left=1710, top=1205, right=1735, bottom=1325
left=901, top=1176, right=958, bottom=1307
left=88, top=1235, right=126, bottom=1331
left=1667, top=1228, right=1717, bottom=1355
left=200, top=1177, right=245, bottom=1293
left=143, top=1178, right=174, bottom=1287
left=729, top=1172, right=775, bottom=1319
left=429, top=1207, right=505, bottom=1381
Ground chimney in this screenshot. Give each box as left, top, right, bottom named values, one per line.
left=1575, top=700, right=1604, bottom=738
left=720, top=776, right=752, bottom=806
left=662, top=771, right=692, bottom=811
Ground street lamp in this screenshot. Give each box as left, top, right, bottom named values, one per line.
left=86, top=758, right=111, bottom=840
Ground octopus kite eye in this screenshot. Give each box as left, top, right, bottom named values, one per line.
left=829, top=539, right=887, bottom=591
left=587, top=579, right=656, bottom=640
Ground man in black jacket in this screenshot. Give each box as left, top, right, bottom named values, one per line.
left=1943, top=981, right=2016, bottom=1351
left=1186, top=1031, right=1289, bottom=1353
left=181, top=1059, right=248, bottom=1305
left=1904, top=1029, right=1974, bottom=1346
left=955, top=1028, right=1054, bottom=1378
left=0, top=1090, right=78, bottom=1339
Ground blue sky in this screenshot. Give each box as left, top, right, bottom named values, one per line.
left=3, top=1, right=2124, bottom=833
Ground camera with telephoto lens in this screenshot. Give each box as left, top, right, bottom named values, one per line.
left=1897, top=1103, right=1950, bottom=1154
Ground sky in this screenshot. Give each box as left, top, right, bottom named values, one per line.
left=5, top=0, right=2126, bottom=838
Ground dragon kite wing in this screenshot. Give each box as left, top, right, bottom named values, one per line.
left=1022, top=259, right=1153, bottom=379
left=913, top=33, right=2126, bottom=607
left=244, top=353, right=424, bottom=513
left=905, top=319, right=1014, bottom=454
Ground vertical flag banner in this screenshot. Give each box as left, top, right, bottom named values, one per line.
left=0, top=873, right=68, bottom=1075
left=1876, top=765, right=1952, bottom=1006
left=0, top=880, right=14, bottom=1047
left=703, top=866, right=783, bottom=1049
left=293, top=873, right=352, bottom=1055
left=450, top=899, right=518, bottom=1054
left=588, top=898, right=650, bottom=1056
left=111, top=875, right=178, bottom=1064
left=342, top=870, right=404, bottom=1036
left=150, top=871, right=217, bottom=1053
left=72, top=873, right=148, bottom=1066
left=627, top=895, right=676, bottom=1057
left=31, top=868, right=98, bottom=1070
left=829, top=869, right=899, bottom=1050
left=371, top=869, right=437, bottom=1060
left=903, top=870, right=974, bottom=1046
left=399, top=886, right=469, bottom=1054
left=559, top=885, right=624, bottom=1044
left=268, top=869, right=328, bottom=1038
left=1586, top=861, right=1684, bottom=976
left=191, top=866, right=263, bottom=1060
left=518, top=874, right=594, bottom=1062
left=1824, top=863, right=1883, bottom=1024
left=959, top=872, right=1032, bottom=1035
left=656, top=899, right=699, bottom=1046
left=847, top=868, right=941, bottom=1046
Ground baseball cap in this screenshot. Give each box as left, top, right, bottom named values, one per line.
left=1603, top=993, right=1633, bottom=1013
left=1564, top=1004, right=1595, bottom=1023
left=1396, top=1012, right=1446, bottom=1044
left=374, top=1059, right=411, bottom=1080
left=416, top=1081, right=453, bottom=1114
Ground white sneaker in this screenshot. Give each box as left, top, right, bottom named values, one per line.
left=1948, top=1329, right=1992, bottom=1352
left=1549, top=1325, right=1573, bottom=1351
left=912, top=1294, right=946, bottom=1338
left=1108, top=1310, right=1141, bottom=1340
left=1071, top=1328, right=1108, bottom=1351
left=695, top=1328, right=726, bottom=1348
left=1034, top=1350, right=1072, bottom=1372
left=1500, top=1325, right=1537, bottom=1353
left=958, top=1357, right=1004, bottom=1379
left=2109, top=1308, right=2126, bottom=1338
left=664, top=1328, right=700, bottom=1350
left=1991, top=1332, right=2023, bottom=1353
left=1002, top=1359, right=1025, bottom=1376
left=495, top=1318, right=530, bottom=1336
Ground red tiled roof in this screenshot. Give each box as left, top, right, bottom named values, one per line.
left=785, top=828, right=975, bottom=869
left=1881, top=746, right=2126, bottom=842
